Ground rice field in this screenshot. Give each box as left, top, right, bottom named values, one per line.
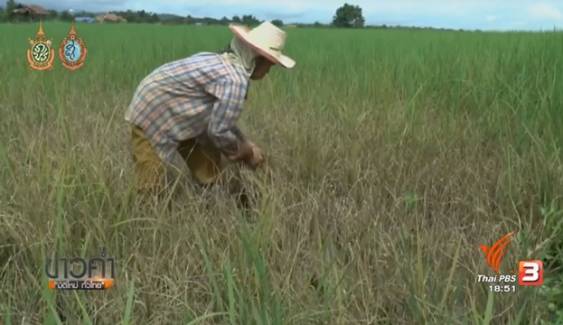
left=0, top=22, right=562, bottom=324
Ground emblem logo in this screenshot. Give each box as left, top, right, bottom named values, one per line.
left=480, top=231, right=514, bottom=274
left=59, top=23, right=88, bottom=71
left=27, top=21, right=55, bottom=71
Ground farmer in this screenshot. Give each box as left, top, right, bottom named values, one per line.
left=125, top=21, right=295, bottom=194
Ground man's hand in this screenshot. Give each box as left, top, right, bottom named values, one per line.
left=247, top=142, right=264, bottom=169
left=227, top=140, right=264, bottom=169
left=227, top=140, right=253, bottom=161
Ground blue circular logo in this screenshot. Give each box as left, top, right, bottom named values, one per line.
left=64, top=40, right=82, bottom=63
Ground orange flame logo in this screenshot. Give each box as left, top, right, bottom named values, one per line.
left=480, top=232, right=514, bottom=273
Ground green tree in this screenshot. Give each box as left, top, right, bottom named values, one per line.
left=332, top=3, right=364, bottom=28
left=241, top=14, right=259, bottom=26
left=232, top=15, right=241, bottom=23
left=271, top=19, right=283, bottom=27
left=5, top=0, right=16, bottom=21
left=59, top=10, right=73, bottom=21
left=47, top=10, right=58, bottom=20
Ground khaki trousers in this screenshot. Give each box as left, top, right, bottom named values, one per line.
left=130, top=125, right=223, bottom=193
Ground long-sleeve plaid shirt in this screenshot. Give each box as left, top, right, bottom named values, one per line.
left=125, top=52, right=250, bottom=163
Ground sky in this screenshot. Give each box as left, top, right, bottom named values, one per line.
left=23, top=0, right=563, bottom=30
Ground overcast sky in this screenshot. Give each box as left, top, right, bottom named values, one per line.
left=23, top=0, right=563, bottom=30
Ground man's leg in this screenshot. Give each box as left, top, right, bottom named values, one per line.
left=177, top=136, right=223, bottom=186
left=130, top=125, right=166, bottom=194
left=177, top=136, right=256, bottom=208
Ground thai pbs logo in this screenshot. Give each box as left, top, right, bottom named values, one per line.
left=45, top=248, right=115, bottom=290
left=477, top=232, right=543, bottom=293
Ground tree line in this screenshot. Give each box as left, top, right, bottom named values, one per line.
left=0, top=1, right=282, bottom=26
left=1, top=1, right=366, bottom=28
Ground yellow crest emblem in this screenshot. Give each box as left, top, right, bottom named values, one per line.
left=27, top=21, right=55, bottom=71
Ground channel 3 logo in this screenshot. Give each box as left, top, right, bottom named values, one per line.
left=479, top=232, right=544, bottom=288
left=518, top=260, right=543, bottom=286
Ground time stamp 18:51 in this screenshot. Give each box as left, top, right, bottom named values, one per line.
left=489, top=284, right=517, bottom=293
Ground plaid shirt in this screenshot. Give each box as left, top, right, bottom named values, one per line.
left=125, top=52, right=250, bottom=162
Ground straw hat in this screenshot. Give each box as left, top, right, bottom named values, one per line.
left=229, top=21, right=295, bottom=69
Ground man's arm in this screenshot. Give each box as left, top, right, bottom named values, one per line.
left=205, top=77, right=251, bottom=160
left=232, top=126, right=247, bottom=143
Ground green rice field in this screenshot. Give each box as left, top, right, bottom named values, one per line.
left=0, top=22, right=562, bottom=324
